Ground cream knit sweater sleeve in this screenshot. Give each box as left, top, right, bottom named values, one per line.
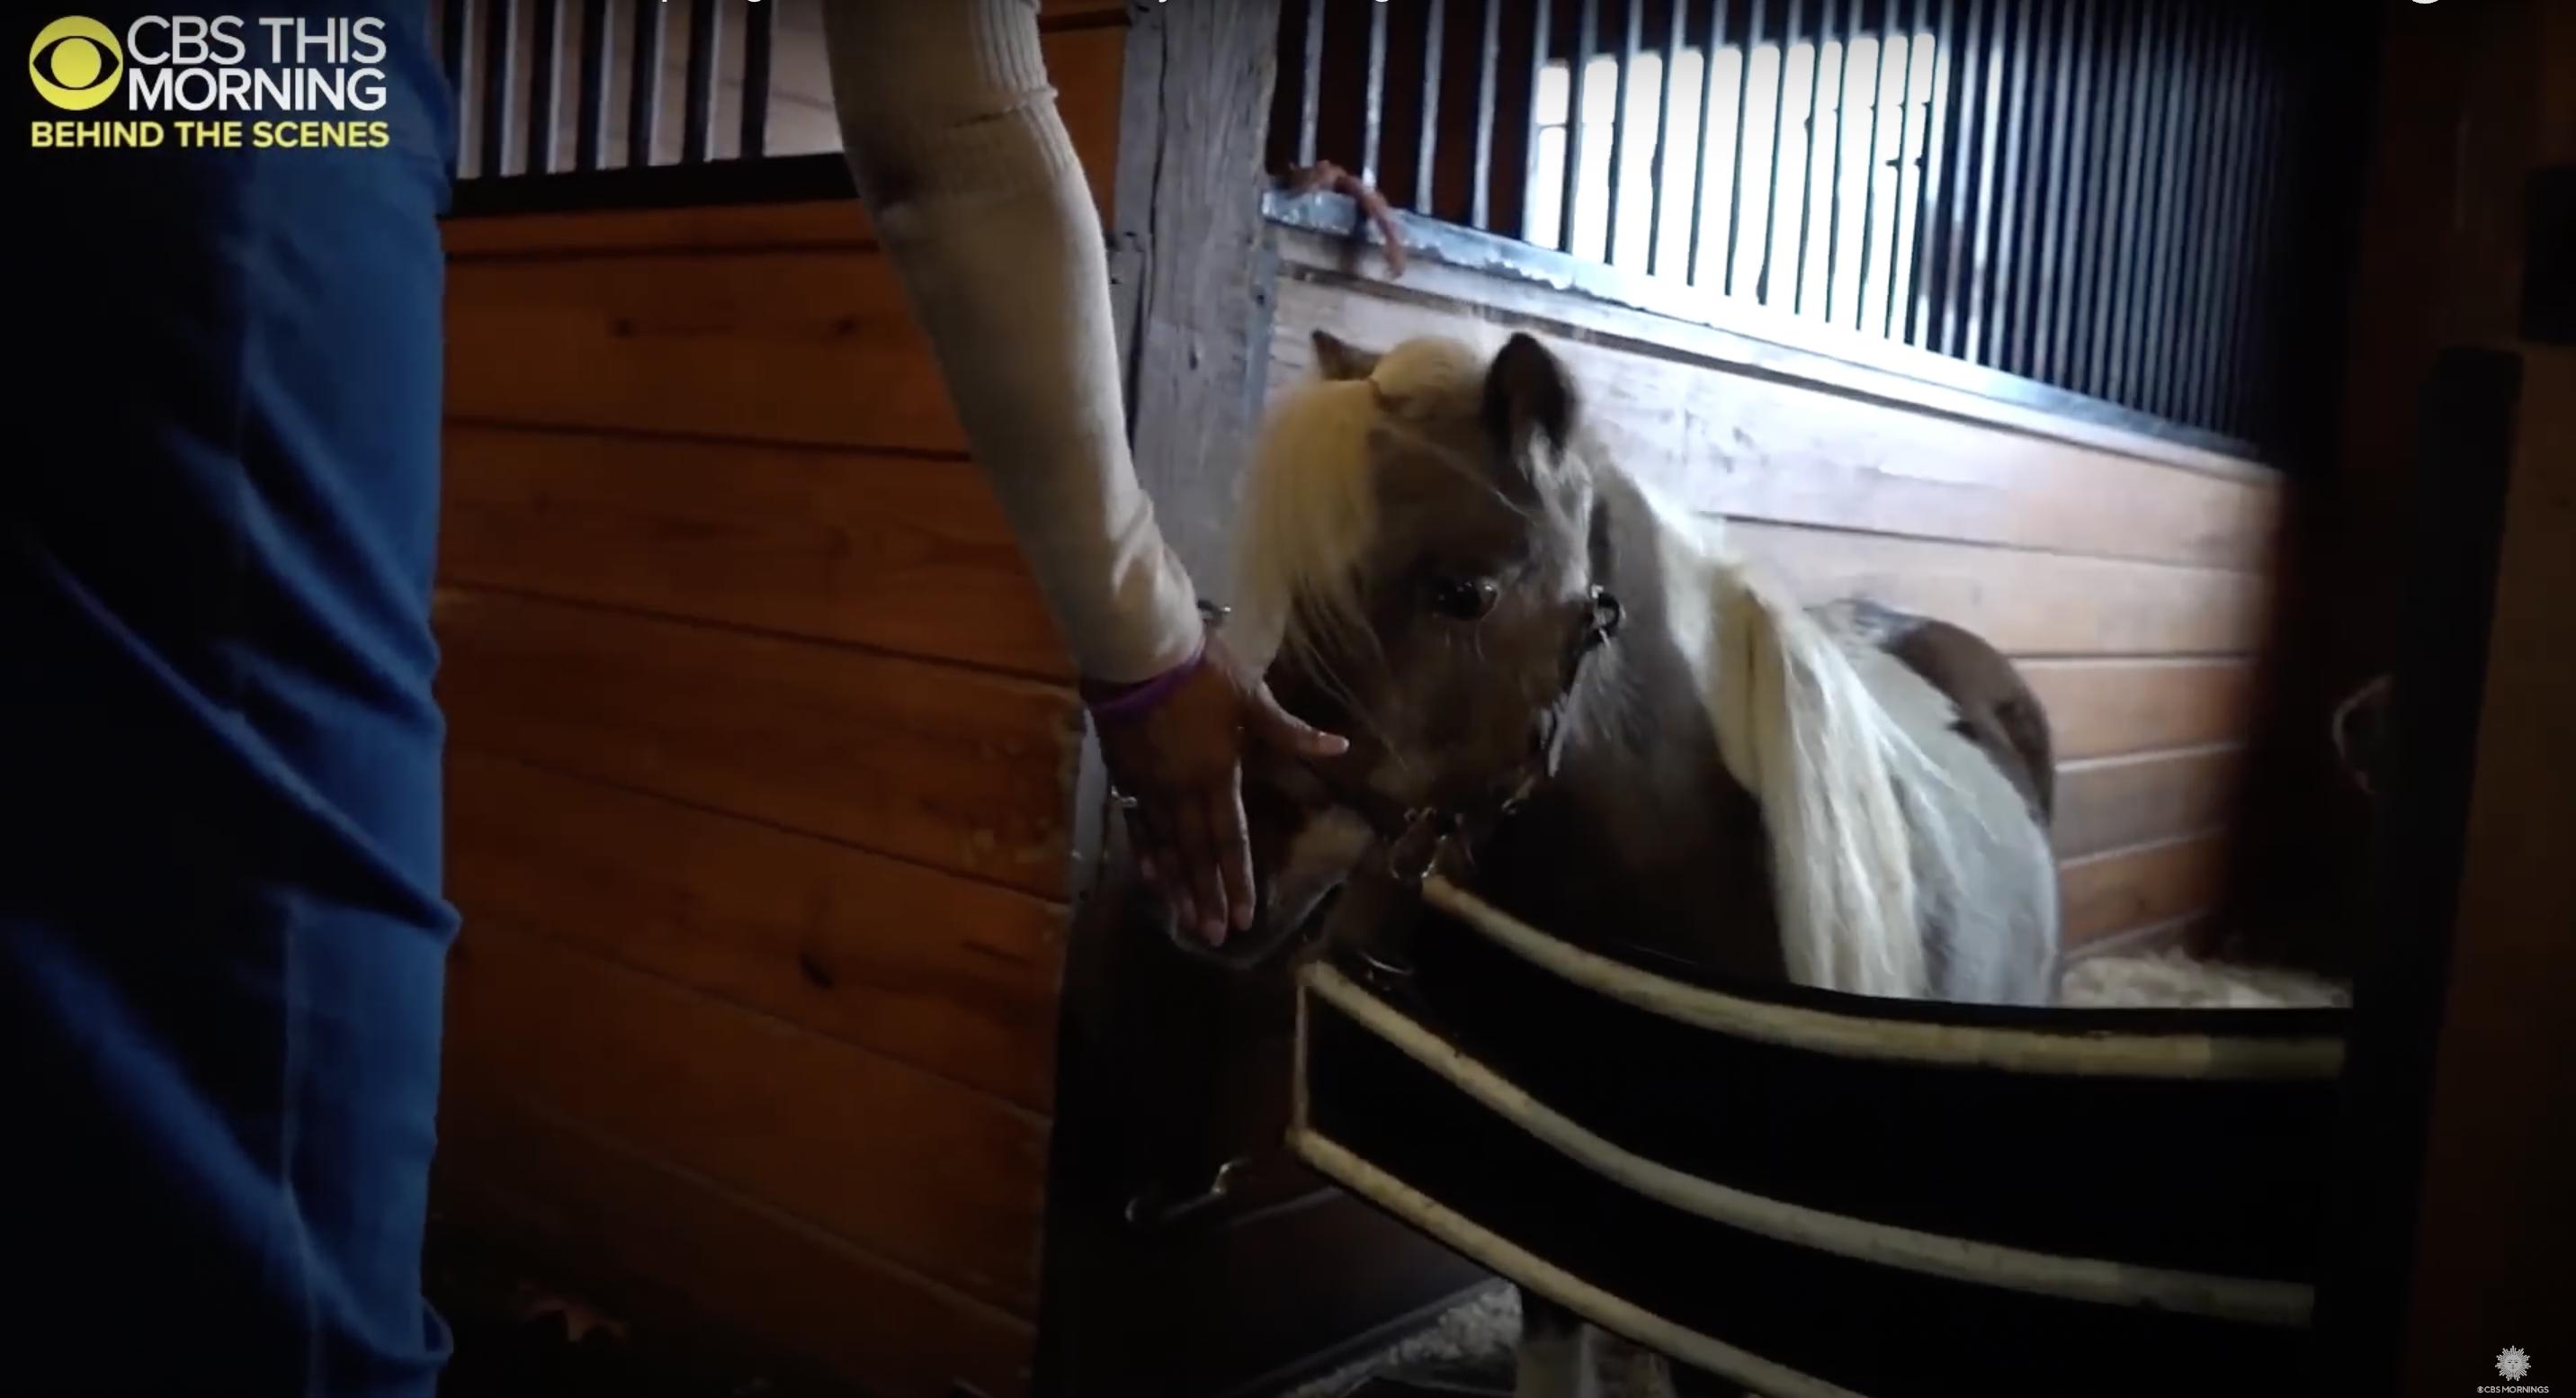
left=820, top=0, right=1203, bottom=685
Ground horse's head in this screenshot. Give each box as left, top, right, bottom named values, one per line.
left=1201, top=328, right=1623, bottom=968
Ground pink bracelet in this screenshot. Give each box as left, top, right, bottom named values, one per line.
left=1082, top=633, right=1209, bottom=728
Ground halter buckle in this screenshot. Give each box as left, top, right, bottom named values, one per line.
left=1383, top=806, right=1457, bottom=886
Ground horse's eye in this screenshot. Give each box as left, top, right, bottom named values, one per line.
left=1426, top=575, right=1499, bottom=621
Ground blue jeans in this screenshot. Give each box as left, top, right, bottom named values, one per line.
left=6, top=9, right=459, bottom=1394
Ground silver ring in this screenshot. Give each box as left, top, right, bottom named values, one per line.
left=1108, top=785, right=1140, bottom=811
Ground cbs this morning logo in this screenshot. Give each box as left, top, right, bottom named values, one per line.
left=30, top=13, right=396, bottom=150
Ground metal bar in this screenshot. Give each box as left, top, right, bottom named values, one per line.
left=1418, top=0, right=1447, bottom=212
left=1605, top=0, right=1641, bottom=264
left=2182, top=4, right=2245, bottom=427
left=1823, top=0, right=1865, bottom=318
left=680, top=0, right=720, bottom=165
left=1988, top=0, right=2035, bottom=372
left=2136, top=0, right=2191, bottom=416
left=2213, top=13, right=2270, bottom=433
left=625, top=0, right=661, bottom=168
left=1793, top=0, right=1835, bottom=314
left=1722, top=0, right=1767, bottom=296
left=739, top=0, right=774, bottom=159
left=440, top=0, right=473, bottom=175
left=1299, top=0, right=1325, bottom=168
left=1879, top=0, right=1929, bottom=337
left=2037, top=0, right=2094, bottom=384
left=1561, top=0, right=1598, bottom=255
left=2195, top=9, right=2256, bottom=427
left=479, top=0, right=514, bottom=178
left=2083, top=0, right=2138, bottom=398
left=1956, top=0, right=2011, bottom=364
left=1934, top=0, right=1989, bottom=355
left=1524, top=0, right=1552, bottom=242
left=1473, top=0, right=1501, bottom=228
left=1757, top=0, right=1802, bottom=303
left=1849, top=0, right=1891, bottom=330
left=574, top=0, right=609, bottom=171
left=1684, top=0, right=1728, bottom=285
left=525, top=0, right=560, bottom=175
left=2100, top=0, right=2156, bottom=407
left=1362, top=0, right=1389, bottom=186
left=2160, top=0, right=2216, bottom=424
left=2226, top=40, right=2288, bottom=435
left=1648, top=0, right=1685, bottom=277
left=1903, top=0, right=1957, bottom=345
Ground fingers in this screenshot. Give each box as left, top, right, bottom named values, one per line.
left=1211, top=775, right=1257, bottom=935
left=1126, top=802, right=1194, bottom=932
left=1245, top=681, right=1350, bottom=759
left=1175, top=801, right=1229, bottom=946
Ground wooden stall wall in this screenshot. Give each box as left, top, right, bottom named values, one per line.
left=1261, top=229, right=2286, bottom=962
left=429, top=6, right=1127, bottom=1397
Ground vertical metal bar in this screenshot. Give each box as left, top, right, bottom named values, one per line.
left=625, top=0, right=661, bottom=168
left=1685, top=0, right=1729, bottom=285
left=1823, top=0, right=1865, bottom=318
left=479, top=0, right=514, bottom=179
left=1849, top=0, right=1891, bottom=330
left=2035, top=0, right=2093, bottom=384
left=1935, top=0, right=1990, bottom=355
left=1298, top=0, right=1325, bottom=168
left=1418, top=0, right=1447, bottom=212
left=1723, top=0, right=1768, bottom=297
left=1648, top=0, right=1685, bottom=277
left=1990, top=0, right=2037, bottom=372
left=441, top=0, right=473, bottom=176
left=574, top=0, right=609, bottom=171
left=525, top=0, right=560, bottom=175
left=2136, top=0, right=2191, bottom=416
left=2160, top=1, right=2215, bottom=423
left=1362, top=0, right=1390, bottom=186
left=2209, top=13, right=2266, bottom=432
left=1561, top=0, right=1598, bottom=255
left=1959, top=0, right=2017, bottom=365
left=1605, top=0, right=1641, bottom=264
left=738, top=0, right=773, bottom=159
left=1877, top=0, right=1929, bottom=337
left=2083, top=0, right=2137, bottom=398
left=680, top=0, right=720, bottom=164
left=2101, top=0, right=2157, bottom=408
left=2225, top=38, right=2287, bottom=435
left=1472, top=0, right=1501, bottom=228
left=1757, top=0, right=1802, bottom=304
left=1793, top=0, right=1835, bottom=314
left=1903, top=0, right=1957, bottom=345
left=2181, top=4, right=2243, bottom=428
left=1524, top=0, right=1552, bottom=242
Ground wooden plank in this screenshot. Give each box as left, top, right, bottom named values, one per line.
left=440, top=425, right=1068, bottom=679
left=447, top=751, right=1067, bottom=1110
left=433, top=589, right=1081, bottom=897
left=445, top=245, right=968, bottom=448
left=2050, top=746, right=2244, bottom=859
left=2056, top=833, right=2232, bottom=948
left=1266, top=271, right=2285, bottom=571
left=1725, top=522, right=2276, bottom=658
left=435, top=1092, right=1035, bottom=1398
left=2017, top=658, right=2258, bottom=759
left=444, top=920, right=1051, bottom=1313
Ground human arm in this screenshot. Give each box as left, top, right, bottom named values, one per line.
left=818, top=0, right=1345, bottom=939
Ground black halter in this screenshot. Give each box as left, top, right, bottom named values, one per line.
left=1292, top=584, right=1625, bottom=976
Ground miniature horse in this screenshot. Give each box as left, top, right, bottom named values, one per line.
left=1219, top=329, right=2064, bottom=1395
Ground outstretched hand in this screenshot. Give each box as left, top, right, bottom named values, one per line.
left=1095, top=632, right=1347, bottom=945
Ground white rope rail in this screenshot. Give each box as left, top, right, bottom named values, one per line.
left=1416, top=874, right=2348, bottom=1081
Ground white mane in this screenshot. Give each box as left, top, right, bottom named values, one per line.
left=1238, top=336, right=1967, bottom=1000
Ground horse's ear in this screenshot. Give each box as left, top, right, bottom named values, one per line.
left=1311, top=330, right=1383, bottom=381
left=1480, top=332, right=1579, bottom=465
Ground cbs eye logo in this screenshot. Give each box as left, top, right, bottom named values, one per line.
left=31, top=15, right=122, bottom=112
